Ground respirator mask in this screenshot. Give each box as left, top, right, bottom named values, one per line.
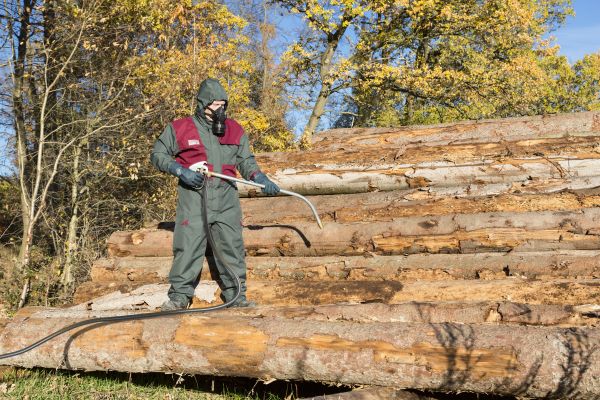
left=206, top=104, right=227, bottom=137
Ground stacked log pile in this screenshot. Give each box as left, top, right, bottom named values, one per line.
left=2, top=112, right=600, bottom=398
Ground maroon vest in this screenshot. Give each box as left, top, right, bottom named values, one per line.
left=172, top=117, right=244, bottom=177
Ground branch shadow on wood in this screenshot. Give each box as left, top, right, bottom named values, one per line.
left=245, top=224, right=312, bottom=248
left=498, top=327, right=597, bottom=398
left=414, top=303, right=599, bottom=397
left=154, top=222, right=313, bottom=249
left=545, top=328, right=597, bottom=399
left=433, top=322, right=476, bottom=390
left=414, top=303, right=541, bottom=396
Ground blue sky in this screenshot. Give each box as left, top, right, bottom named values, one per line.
left=553, top=0, right=600, bottom=62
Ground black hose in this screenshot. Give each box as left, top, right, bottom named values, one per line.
left=0, top=182, right=241, bottom=360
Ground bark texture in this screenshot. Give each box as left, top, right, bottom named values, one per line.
left=239, top=189, right=600, bottom=225
left=238, top=158, right=600, bottom=197
left=107, top=208, right=600, bottom=257
left=73, top=279, right=600, bottom=307
left=90, top=251, right=600, bottom=284
left=309, top=112, right=600, bottom=151
left=62, top=300, right=599, bottom=326
left=1, top=309, right=599, bottom=398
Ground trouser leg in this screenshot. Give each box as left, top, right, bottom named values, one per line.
left=168, top=213, right=207, bottom=304
left=208, top=209, right=247, bottom=302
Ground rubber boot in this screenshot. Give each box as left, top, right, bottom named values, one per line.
left=160, top=298, right=189, bottom=311
left=221, top=288, right=256, bottom=308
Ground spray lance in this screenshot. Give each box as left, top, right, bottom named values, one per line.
left=189, top=162, right=323, bottom=229
left=0, top=167, right=323, bottom=360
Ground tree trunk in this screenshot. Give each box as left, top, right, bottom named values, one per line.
left=72, top=278, right=600, bottom=307
left=1, top=310, right=600, bottom=398
left=17, top=216, right=32, bottom=269
left=12, top=0, right=35, bottom=270
left=238, top=156, right=600, bottom=197
left=262, top=116, right=600, bottom=173
left=23, top=301, right=600, bottom=326
left=302, top=82, right=333, bottom=148
left=62, top=144, right=82, bottom=285
left=106, top=208, right=600, bottom=257
left=90, top=250, right=600, bottom=284
left=242, top=112, right=600, bottom=197
left=239, top=189, right=600, bottom=225
left=310, top=111, right=600, bottom=151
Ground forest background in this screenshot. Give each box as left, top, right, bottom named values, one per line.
left=0, top=0, right=598, bottom=310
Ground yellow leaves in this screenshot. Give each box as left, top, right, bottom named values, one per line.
left=286, top=0, right=371, bottom=34
left=82, top=41, right=97, bottom=51
left=114, top=0, right=293, bottom=153
left=239, top=109, right=271, bottom=133
left=169, top=4, right=185, bottom=25
left=347, top=0, right=582, bottom=125
left=120, top=0, right=252, bottom=115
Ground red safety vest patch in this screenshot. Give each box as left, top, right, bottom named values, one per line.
left=172, top=117, right=243, bottom=178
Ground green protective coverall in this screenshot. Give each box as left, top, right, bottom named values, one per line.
left=150, top=79, right=261, bottom=305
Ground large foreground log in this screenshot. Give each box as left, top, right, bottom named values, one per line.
left=91, top=251, right=600, bottom=284
left=107, top=208, right=600, bottom=257
left=1, top=309, right=599, bottom=398
left=73, top=278, right=600, bottom=307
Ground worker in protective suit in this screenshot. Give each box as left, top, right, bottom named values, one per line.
left=150, top=78, right=280, bottom=310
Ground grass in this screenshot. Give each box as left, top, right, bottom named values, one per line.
left=0, top=367, right=524, bottom=399
left=0, top=367, right=302, bottom=400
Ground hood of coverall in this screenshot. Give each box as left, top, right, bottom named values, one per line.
left=195, top=78, right=229, bottom=116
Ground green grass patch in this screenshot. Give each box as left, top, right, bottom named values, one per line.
left=0, top=367, right=296, bottom=400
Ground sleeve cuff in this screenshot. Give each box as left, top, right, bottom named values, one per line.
left=249, top=170, right=261, bottom=181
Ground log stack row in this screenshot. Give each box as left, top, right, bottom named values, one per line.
left=2, top=112, right=600, bottom=398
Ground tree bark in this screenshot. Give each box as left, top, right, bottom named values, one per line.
left=21, top=301, right=600, bottom=326
left=62, top=144, right=83, bottom=285
left=106, top=208, right=600, bottom=257
left=12, top=0, right=35, bottom=269
left=310, top=111, right=600, bottom=151
left=240, top=112, right=600, bottom=197
left=91, top=250, right=600, bottom=284
left=262, top=118, right=600, bottom=170
left=238, top=155, right=600, bottom=197
left=1, top=310, right=600, bottom=398
left=73, top=278, right=600, bottom=308
left=239, top=189, right=600, bottom=225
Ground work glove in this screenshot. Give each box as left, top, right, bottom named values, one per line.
left=168, top=161, right=204, bottom=188
left=252, top=172, right=280, bottom=196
